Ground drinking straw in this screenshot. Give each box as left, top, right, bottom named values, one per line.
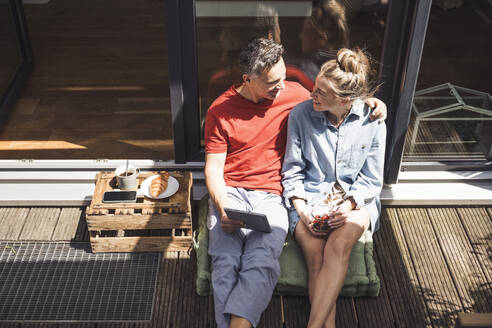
left=125, top=160, right=129, bottom=176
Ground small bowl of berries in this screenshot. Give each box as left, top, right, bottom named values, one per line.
left=310, top=204, right=336, bottom=233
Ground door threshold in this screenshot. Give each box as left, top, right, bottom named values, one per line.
left=0, top=169, right=491, bottom=206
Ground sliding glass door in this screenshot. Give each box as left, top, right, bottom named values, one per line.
left=401, top=2, right=492, bottom=169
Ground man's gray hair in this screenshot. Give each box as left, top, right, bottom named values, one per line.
left=238, top=38, right=284, bottom=76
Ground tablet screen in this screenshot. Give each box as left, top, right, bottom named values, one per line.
left=224, top=208, right=272, bottom=233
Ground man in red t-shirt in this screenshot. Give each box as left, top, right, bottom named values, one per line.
left=204, top=38, right=386, bottom=328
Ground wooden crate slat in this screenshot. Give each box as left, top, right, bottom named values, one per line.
left=182, top=171, right=193, bottom=214
left=114, top=207, right=134, bottom=215
left=86, top=213, right=191, bottom=230
left=90, top=172, right=108, bottom=210
left=92, top=201, right=183, bottom=210
left=90, top=236, right=191, bottom=252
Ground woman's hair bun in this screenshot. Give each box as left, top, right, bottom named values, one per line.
left=318, top=47, right=379, bottom=100
left=336, top=48, right=368, bottom=76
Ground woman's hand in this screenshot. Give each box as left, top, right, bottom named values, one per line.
left=299, top=208, right=329, bottom=237
left=329, top=199, right=354, bottom=229
left=292, top=197, right=328, bottom=237
left=295, top=204, right=326, bottom=237
left=366, top=98, right=387, bottom=123
left=220, top=213, right=244, bottom=233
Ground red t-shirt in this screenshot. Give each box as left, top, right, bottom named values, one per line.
left=205, top=81, right=311, bottom=195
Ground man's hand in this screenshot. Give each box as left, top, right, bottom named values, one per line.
left=366, top=97, right=387, bottom=123
left=220, top=213, right=244, bottom=233
left=329, top=199, right=353, bottom=229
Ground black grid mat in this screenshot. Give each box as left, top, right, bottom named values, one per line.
left=0, top=242, right=160, bottom=322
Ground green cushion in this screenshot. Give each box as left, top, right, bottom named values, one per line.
left=193, top=195, right=380, bottom=297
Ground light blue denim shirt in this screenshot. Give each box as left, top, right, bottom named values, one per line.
left=281, top=99, right=386, bottom=231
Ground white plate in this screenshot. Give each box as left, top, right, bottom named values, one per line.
left=140, top=175, right=179, bottom=199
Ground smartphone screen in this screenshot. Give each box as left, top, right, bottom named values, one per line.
left=103, top=191, right=137, bottom=203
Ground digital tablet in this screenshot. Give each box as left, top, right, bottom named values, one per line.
left=224, top=208, right=272, bottom=233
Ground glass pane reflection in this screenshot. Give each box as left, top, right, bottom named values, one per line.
left=403, top=3, right=492, bottom=162
left=0, top=1, right=21, bottom=97
left=196, top=0, right=388, bottom=144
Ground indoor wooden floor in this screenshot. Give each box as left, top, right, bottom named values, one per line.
left=0, top=205, right=490, bottom=327
left=0, top=0, right=173, bottom=160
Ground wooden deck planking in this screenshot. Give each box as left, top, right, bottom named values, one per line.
left=278, top=292, right=359, bottom=328
left=1, top=205, right=491, bottom=327
left=458, top=207, right=492, bottom=283
left=281, top=295, right=310, bottom=328
left=397, top=207, right=463, bottom=327
left=169, top=251, right=189, bottom=327
left=176, top=252, right=196, bottom=328
left=335, top=298, right=358, bottom=328
left=185, top=253, right=211, bottom=328
left=18, top=208, right=61, bottom=241
left=73, top=210, right=90, bottom=242
left=456, top=207, right=492, bottom=312
left=159, top=251, right=181, bottom=327
left=258, top=296, right=282, bottom=328
left=428, top=207, right=491, bottom=313
left=51, top=208, right=84, bottom=241
left=148, top=252, right=168, bottom=328
left=0, top=207, right=30, bottom=240
left=354, top=247, right=396, bottom=328
left=374, top=208, right=431, bottom=327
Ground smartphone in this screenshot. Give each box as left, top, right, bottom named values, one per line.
left=103, top=191, right=137, bottom=203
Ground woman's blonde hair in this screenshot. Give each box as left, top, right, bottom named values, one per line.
left=318, top=48, right=378, bottom=101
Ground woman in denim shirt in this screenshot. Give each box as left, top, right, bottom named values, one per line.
left=281, top=48, right=386, bottom=328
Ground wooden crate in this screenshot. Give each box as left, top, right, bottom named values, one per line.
left=86, top=171, right=193, bottom=252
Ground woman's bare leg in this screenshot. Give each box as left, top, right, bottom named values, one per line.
left=307, top=208, right=370, bottom=328
left=230, top=315, right=251, bottom=328
left=294, top=222, right=327, bottom=303
left=323, top=304, right=336, bottom=328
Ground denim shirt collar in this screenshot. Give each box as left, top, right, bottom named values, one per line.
left=309, top=99, right=365, bottom=123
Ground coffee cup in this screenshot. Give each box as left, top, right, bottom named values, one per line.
left=115, top=165, right=140, bottom=190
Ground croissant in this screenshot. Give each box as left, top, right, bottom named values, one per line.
left=150, top=172, right=169, bottom=198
